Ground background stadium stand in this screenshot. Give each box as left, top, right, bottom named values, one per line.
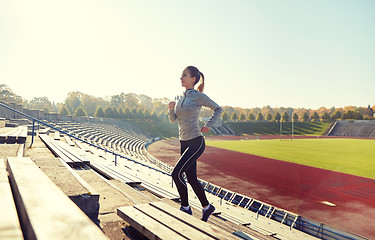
left=328, top=120, right=375, bottom=138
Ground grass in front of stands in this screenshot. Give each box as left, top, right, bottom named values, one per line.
left=225, top=122, right=331, bottom=136
left=206, top=138, right=375, bottom=179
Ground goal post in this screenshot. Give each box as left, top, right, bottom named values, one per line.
left=280, top=111, right=294, bottom=140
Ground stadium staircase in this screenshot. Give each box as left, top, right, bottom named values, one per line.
left=0, top=102, right=370, bottom=240
left=211, top=123, right=235, bottom=135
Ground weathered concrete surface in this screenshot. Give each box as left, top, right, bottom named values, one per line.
left=24, top=136, right=100, bottom=222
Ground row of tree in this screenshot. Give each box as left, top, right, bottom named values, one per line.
left=224, top=109, right=366, bottom=122
left=60, top=105, right=168, bottom=121
left=221, top=104, right=374, bottom=122
left=0, top=84, right=374, bottom=122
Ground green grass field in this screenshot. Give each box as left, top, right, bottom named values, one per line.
left=206, top=138, right=375, bottom=179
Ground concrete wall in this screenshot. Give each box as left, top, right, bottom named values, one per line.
left=0, top=101, right=76, bottom=123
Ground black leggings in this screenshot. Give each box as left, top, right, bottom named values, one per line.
left=171, top=136, right=209, bottom=207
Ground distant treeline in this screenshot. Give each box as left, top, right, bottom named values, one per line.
left=221, top=105, right=374, bottom=122
left=1, top=84, right=374, bottom=122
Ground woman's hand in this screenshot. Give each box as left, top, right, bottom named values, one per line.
left=200, top=126, right=210, bottom=133
left=169, top=101, right=176, bottom=110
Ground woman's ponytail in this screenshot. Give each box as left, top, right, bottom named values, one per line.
left=196, top=72, right=205, bottom=93
left=185, top=66, right=205, bottom=93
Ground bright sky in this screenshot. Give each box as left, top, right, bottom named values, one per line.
left=1, top=0, right=374, bottom=109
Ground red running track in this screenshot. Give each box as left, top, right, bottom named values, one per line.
left=148, top=136, right=375, bottom=239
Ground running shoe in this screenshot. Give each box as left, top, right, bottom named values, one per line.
left=180, top=206, right=193, bottom=215
left=201, top=204, right=215, bottom=222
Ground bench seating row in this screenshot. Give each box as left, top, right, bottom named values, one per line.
left=44, top=121, right=150, bottom=163
left=1, top=157, right=108, bottom=240
left=0, top=126, right=28, bottom=144
left=39, top=134, right=90, bottom=167
left=118, top=201, right=239, bottom=240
